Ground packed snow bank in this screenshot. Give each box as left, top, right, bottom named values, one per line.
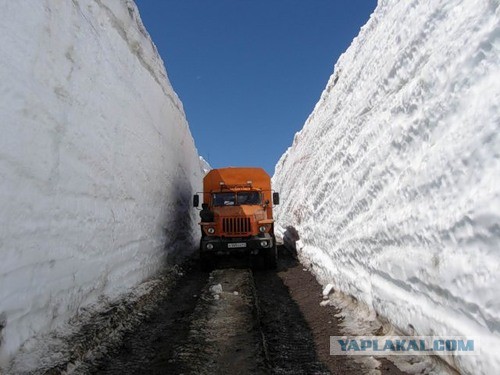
left=273, top=0, right=500, bottom=373
left=199, top=156, right=212, bottom=175
left=0, top=0, right=205, bottom=369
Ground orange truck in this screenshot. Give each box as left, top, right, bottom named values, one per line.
left=193, top=167, right=280, bottom=269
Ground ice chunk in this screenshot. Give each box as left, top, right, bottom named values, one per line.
left=210, top=284, right=223, bottom=294
left=322, top=283, right=334, bottom=297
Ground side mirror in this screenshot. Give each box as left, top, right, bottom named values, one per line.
left=273, top=192, right=280, bottom=205
left=193, top=194, right=199, bottom=207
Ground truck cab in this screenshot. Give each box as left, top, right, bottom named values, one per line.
left=193, top=167, right=279, bottom=269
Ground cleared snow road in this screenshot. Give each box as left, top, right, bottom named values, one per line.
left=60, top=249, right=411, bottom=375
left=13, top=249, right=438, bottom=374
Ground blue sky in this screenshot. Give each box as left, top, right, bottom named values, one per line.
left=135, top=0, right=377, bottom=175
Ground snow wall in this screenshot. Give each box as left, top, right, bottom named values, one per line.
left=0, top=0, right=205, bottom=368
left=273, top=0, right=499, bottom=373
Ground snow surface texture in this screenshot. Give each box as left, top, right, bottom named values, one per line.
left=0, top=0, right=205, bottom=369
left=273, top=0, right=500, bottom=373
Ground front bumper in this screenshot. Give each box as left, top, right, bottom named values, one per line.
left=200, top=233, right=274, bottom=255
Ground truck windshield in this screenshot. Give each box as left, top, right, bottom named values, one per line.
left=237, top=191, right=261, bottom=205
left=213, top=192, right=236, bottom=206
left=212, top=191, right=261, bottom=206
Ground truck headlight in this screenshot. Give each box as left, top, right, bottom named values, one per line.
left=206, top=243, right=214, bottom=250
left=260, top=240, right=268, bottom=248
left=259, top=225, right=267, bottom=233
left=207, top=227, right=215, bottom=234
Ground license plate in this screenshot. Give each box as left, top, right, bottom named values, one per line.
left=228, top=242, right=247, bottom=249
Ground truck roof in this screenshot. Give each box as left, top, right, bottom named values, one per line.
left=204, top=167, right=271, bottom=192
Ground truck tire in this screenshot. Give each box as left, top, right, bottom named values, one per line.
left=200, top=252, right=215, bottom=272
left=199, top=237, right=212, bottom=271
left=266, top=244, right=278, bottom=270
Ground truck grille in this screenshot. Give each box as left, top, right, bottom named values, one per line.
left=222, top=217, right=251, bottom=234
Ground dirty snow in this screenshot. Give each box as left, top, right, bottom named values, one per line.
left=0, top=0, right=205, bottom=370
left=273, top=0, right=500, bottom=374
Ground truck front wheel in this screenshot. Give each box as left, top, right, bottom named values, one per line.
left=200, top=252, right=215, bottom=272
left=266, top=244, right=278, bottom=269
